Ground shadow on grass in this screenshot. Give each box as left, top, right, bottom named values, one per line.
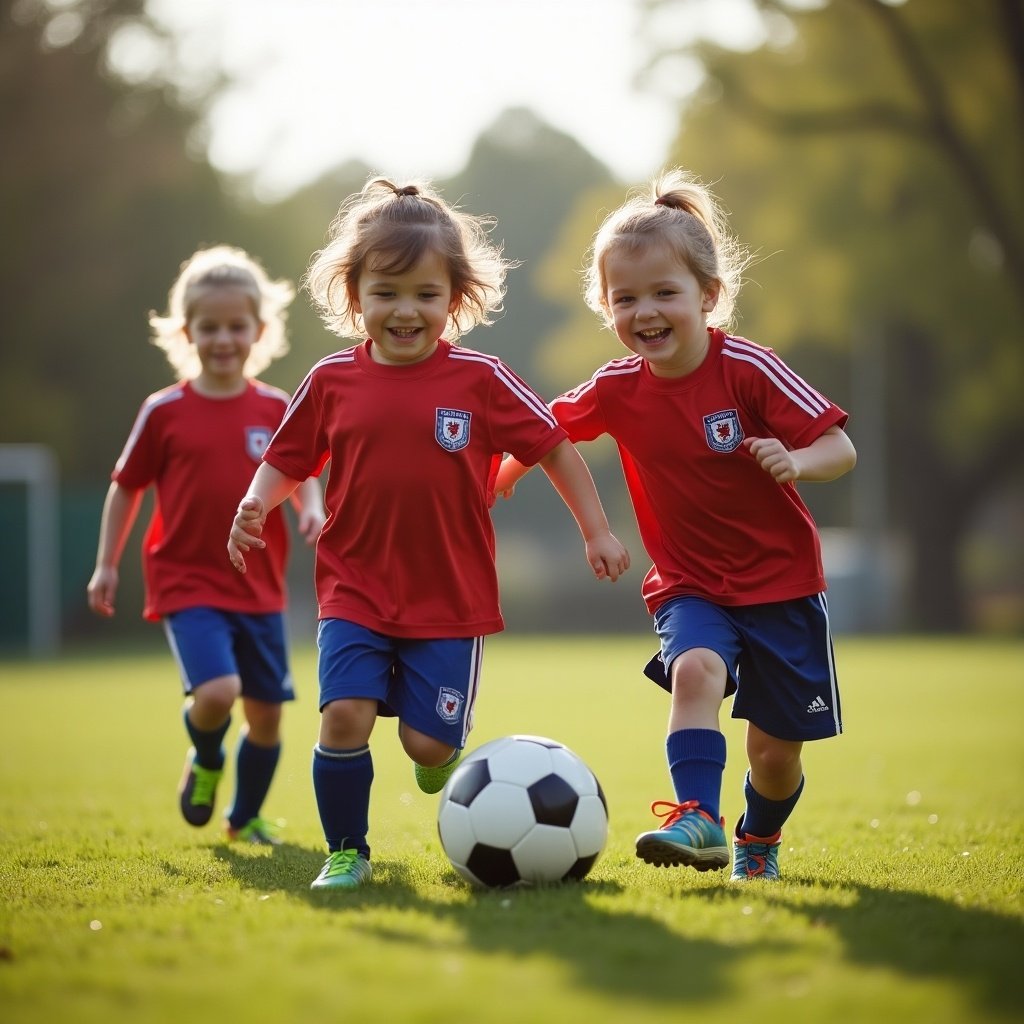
left=213, top=844, right=748, bottom=1005
left=212, top=845, right=1021, bottom=1014
left=698, top=877, right=1023, bottom=1018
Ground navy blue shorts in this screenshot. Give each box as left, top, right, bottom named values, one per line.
left=644, top=594, right=842, bottom=741
left=317, top=618, right=484, bottom=748
left=163, top=607, right=295, bottom=703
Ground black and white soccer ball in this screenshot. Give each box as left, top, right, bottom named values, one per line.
left=437, top=734, right=608, bottom=887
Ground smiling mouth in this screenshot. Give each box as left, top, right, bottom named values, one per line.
left=637, top=328, right=670, bottom=344
left=389, top=327, right=421, bottom=339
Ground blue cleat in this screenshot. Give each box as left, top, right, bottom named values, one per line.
left=731, top=830, right=782, bottom=881
left=635, top=799, right=729, bottom=872
left=310, top=849, right=372, bottom=891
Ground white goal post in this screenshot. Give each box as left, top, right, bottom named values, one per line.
left=0, top=444, right=60, bottom=656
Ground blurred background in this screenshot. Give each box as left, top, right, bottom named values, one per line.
left=1, top=0, right=1021, bottom=656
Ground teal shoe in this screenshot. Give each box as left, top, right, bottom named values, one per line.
left=635, top=800, right=729, bottom=871
left=310, top=849, right=372, bottom=891
left=226, top=816, right=283, bottom=846
left=178, top=750, right=223, bottom=827
left=731, top=830, right=782, bottom=881
left=414, top=749, right=462, bottom=794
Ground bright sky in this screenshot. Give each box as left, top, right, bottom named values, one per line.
left=113, top=0, right=764, bottom=201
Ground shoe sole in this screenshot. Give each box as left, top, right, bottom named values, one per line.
left=636, top=835, right=729, bottom=871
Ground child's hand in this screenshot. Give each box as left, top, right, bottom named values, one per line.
left=86, top=566, right=119, bottom=617
left=585, top=531, right=630, bottom=582
left=297, top=506, right=326, bottom=545
left=492, top=484, right=517, bottom=502
left=743, top=437, right=800, bottom=484
left=227, top=495, right=267, bottom=573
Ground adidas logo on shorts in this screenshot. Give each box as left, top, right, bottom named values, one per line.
left=806, top=695, right=830, bottom=714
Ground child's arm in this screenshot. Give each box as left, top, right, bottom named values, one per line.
left=743, top=425, right=857, bottom=484
left=288, top=475, right=326, bottom=545
left=86, top=482, right=145, bottom=617
left=535, top=439, right=630, bottom=582
left=228, top=462, right=306, bottom=573
left=493, top=453, right=532, bottom=499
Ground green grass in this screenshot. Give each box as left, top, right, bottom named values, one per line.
left=1, top=635, right=1022, bottom=1024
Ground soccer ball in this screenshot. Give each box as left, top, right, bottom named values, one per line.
left=437, top=734, right=608, bottom=887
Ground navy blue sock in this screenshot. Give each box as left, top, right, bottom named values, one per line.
left=667, top=728, right=727, bottom=822
left=226, top=735, right=281, bottom=830
left=183, top=707, right=230, bottom=770
left=312, top=744, right=373, bottom=859
left=738, top=771, right=804, bottom=839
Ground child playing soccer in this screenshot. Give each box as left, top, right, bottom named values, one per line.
left=227, top=178, right=629, bottom=891
left=88, top=245, right=325, bottom=844
left=495, top=169, right=856, bottom=881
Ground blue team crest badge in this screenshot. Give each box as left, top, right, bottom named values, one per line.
left=703, top=409, right=744, bottom=453
left=436, top=687, right=465, bottom=723
left=436, top=408, right=471, bottom=451
left=245, top=426, right=273, bottom=461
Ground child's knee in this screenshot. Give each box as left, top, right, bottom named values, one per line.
left=399, top=726, right=453, bottom=767
left=319, top=698, right=374, bottom=747
left=670, top=648, right=727, bottom=705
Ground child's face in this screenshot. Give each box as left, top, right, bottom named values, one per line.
left=603, top=244, right=719, bottom=378
left=185, top=285, right=263, bottom=387
left=355, top=249, right=455, bottom=366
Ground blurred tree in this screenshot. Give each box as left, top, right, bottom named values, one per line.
left=630, top=0, right=1023, bottom=631
left=1, top=0, right=252, bottom=483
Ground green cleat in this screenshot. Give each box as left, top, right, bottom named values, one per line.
left=731, top=830, right=782, bottom=881
left=414, top=749, right=462, bottom=794
left=635, top=799, right=729, bottom=872
left=178, top=750, right=223, bottom=827
left=310, top=849, right=372, bottom=891
left=226, top=817, right=283, bottom=846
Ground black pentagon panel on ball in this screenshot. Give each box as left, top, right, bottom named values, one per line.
left=563, top=852, right=599, bottom=881
left=527, top=773, right=579, bottom=827
left=595, top=776, right=608, bottom=814
left=446, top=759, right=491, bottom=807
left=467, top=844, right=521, bottom=888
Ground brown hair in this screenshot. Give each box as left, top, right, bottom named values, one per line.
left=304, top=177, right=513, bottom=341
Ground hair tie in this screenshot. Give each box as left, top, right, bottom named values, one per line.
left=654, top=195, right=672, bottom=208
left=394, top=185, right=419, bottom=197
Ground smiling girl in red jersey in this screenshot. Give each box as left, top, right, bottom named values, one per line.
left=227, top=178, right=629, bottom=892
left=88, top=246, right=325, bottom=845
left=496, top=169, right=856, bottom=883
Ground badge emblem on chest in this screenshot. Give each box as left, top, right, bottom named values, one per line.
left=703, top=409, right=744, bottom=452
left=245, top=426, right=273, bottom=461
left=436, top=408, right=471, bottom=451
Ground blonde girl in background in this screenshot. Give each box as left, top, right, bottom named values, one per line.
left=88, top=245, right=325, bottom=844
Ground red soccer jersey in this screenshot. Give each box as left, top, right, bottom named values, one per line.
left=113, top=380, right=292, bottom=620
left=552, top=328, right=849, bottom=614
left=263, top=339, right=566, bottom=639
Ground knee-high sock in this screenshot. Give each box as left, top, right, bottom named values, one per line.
left=738, top=771, right=804, bottom=839
left=226, top=735, right=281, bottom=830
left=312, top=744, right=373, bottom=859
left=667, top=728, right=727, bottom=822
left=183, top=707, right=230, bottom=770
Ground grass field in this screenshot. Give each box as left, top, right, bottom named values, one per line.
left=1, top=635, right=1021, bottom=1024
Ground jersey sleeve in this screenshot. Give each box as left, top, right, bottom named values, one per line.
left=550, top=376, right=608, bottom=443
left=487, top=361, right=567, bottom=465
left=738, top=346, right=848, bottom=450
left=111, top=395, right=165, bottom=489
left=263, top=370, right=330, bottom=480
